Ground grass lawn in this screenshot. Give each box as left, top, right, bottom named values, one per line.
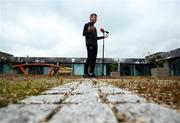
left=0, top=75, right=69, bottom=108
left=101, top=77, right=180, bottom=111
left=0, top=75, right=179, bottom=112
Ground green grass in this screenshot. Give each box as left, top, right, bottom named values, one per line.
left=0, top=76, right=66, bottom=108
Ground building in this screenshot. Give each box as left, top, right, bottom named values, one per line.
left=119, top=58, right=151, bottom=76
left=165, top=48, right=180, bottom=76
left=1, top=56, right=113, bottom=76
left=145, top=48, right=180, bottom=76
left=0, top=51, right=13, bottom=74
left=0, top=48, right=179, bottom=76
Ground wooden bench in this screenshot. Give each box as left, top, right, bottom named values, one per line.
left=12, top=63, right=60, bottom=78
left=58, top=67, right=72, bottom=76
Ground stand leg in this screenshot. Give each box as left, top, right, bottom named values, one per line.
left=102, top=32, right=105, bottom=76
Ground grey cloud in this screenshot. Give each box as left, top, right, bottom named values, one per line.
left=0, top=0, right=179, bottom=58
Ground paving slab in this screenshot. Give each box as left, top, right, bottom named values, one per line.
left=99, top=85, right=131, bottom=94
left=0, top=79, right=180, bottom=123
left=71, top=80, right=94, bottom=94
left=49, top=102, right=117, bottom=123
left=93, top=80, right=109, bottom=87
left=41, top=81, right=80, bottom=95
left=0, top=104, right=58, bottom=123
left=64, top=92, right=100, bottom=104
left=115, top=103, right=180, bottom=122
left=19, top=94, right=64, bottom=104
left=52, top=81, right=80, bottom=90
left=41, top=88, right=73, bottom=95
left=107, top=94, right=146, bottom=103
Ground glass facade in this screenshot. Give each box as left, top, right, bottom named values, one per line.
left=73, top=63, right=107, bottom=76
left=121, top=64, right=132, bottom=76
left=3, top=64, right=10, bottom=74
left=74, top=64, right=84, bottom=75
left=0, top=64, right=3, bottom=74
left=28, top=66, right=43, bottom=75
left=0, top=59, right=178, bottom=76
left=121, top=64, right=150, bottom=76
left=170, top=58, right=180, bottom=76
left=135, top=64, right=150, bottom=76
left=43, top=67, right=49, bottom=75
left=94, top=64, right=106, bottom=76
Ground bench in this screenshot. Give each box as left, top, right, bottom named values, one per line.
left=58, top=67, right=72, bottom=76
left=12, top=63, right=60, bottom=78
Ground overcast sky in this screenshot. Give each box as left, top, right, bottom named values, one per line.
left=0, top=0, right=180, bottom=58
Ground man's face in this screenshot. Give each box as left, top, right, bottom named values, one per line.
left=90, top=15, right=97, bottom=23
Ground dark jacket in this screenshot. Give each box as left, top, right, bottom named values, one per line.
left=83, top=22, right=104, bottom=46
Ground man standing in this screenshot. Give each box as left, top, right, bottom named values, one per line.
left=83, top=13, right=108, bottom=78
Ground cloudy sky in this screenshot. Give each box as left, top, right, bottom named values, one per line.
left=0, top=0, right=180, bottom=58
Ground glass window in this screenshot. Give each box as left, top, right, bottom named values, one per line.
left=135, top=65, right=148, bottom=76
left=121, top=64, right=132, bottom=76
left=0, top=64, right=3, bottom=74
left=173, top=58, right=180, bottom=76
left=29, top=67, right=43, bottom=75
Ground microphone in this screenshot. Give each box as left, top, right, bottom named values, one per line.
left=100, top=28, right=109, bottom=34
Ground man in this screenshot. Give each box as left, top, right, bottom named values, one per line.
left=83, top=13, right=108, bottom=78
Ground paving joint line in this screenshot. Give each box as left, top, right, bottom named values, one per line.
left=39, top=81, right=82, bottom=123
left=98, top=86, right=128, bottom=123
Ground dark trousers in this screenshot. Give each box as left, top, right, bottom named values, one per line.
left=84, top=45, right=97, bottom=74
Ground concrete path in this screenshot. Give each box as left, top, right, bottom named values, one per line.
left=0, top=79, right=179, bottom=123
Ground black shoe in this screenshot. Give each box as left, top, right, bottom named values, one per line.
left=83, top=74, right=90, bottom=78
left=89, top=73, right=96, bottom=78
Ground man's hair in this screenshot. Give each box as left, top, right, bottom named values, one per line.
left=90, top=13, right=97, bottom=17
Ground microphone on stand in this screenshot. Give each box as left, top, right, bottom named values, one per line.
left=100, top=28, right=109, bottom=76
left=100, top=28, right=109, bottom=34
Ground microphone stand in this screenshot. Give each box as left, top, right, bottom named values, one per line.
left=102, top=32, right=105, bottom=76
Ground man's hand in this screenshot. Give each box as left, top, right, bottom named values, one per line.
left=104, top=34, right=109, bottom=38
left=88, top=25, right=94, bottom=32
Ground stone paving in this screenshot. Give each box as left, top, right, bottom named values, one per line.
left=0, top=79, right=180, bottom=123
